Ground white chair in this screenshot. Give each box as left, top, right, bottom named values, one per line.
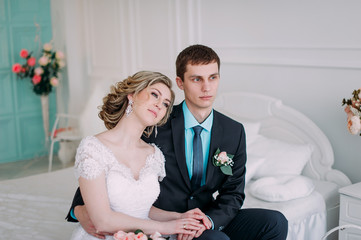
left=48, top=114, right=82, bottom=172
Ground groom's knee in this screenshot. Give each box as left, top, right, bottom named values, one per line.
left=195, top=229, right=230, bottom=240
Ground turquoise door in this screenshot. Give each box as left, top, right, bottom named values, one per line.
left=0, top=0, right=57, bottom=163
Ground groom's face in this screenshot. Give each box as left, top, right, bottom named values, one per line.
left=176, top=62, right=220, bottom=114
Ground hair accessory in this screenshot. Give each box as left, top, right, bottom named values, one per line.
left=125, top=99, right=133, bottom=117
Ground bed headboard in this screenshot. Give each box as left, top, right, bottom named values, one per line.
left=214, top=92, right=351, bottom=187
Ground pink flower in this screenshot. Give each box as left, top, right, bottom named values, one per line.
left=50, top=77, right=59, bottom=86
left=150, top=232, right=166, bottom=240
left=20, top=49, right=28, bottom=58
left=34, top=67, right=44, bottom=75
left=56, top=51, right=65, bottom=59
left=135, top=232, right=147, bottom=240
left=39, top=56, right=49, bottom=66
left=43, top=43, right=52, bottom=51
left=12, top=63, right=22, bottom=73
left=217, top=151, right=229, bottom=164
left=27, top=57, right=36, bottom=66
left=32, top=75, right=41, bottom=85
left=347, top=116, right=361, bottom=135
left=113, top=230, right=127, bottom=240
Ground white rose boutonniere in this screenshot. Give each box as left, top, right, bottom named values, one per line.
left=212, top=148, right=234, bottom=176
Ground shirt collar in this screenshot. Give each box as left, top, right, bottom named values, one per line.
left=182, top=101, right=213, bottom=131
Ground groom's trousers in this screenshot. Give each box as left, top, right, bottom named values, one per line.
left=195, top=208, right=288, bottom=240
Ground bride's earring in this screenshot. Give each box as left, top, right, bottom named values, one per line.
left=125, top=99, right=133, bottom=117
left=155, top=125, right=158, bottom=137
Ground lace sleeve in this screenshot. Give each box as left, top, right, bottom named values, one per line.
left=154, top=145, right=166, bottom=181
left=74, top=137, right=107, bottom=180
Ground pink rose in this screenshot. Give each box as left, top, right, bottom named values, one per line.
left=27, top=57, right=36, bottom=66
left=218, top=151, right=229, bottom=164
left=20, top=49, right=28, bottom=58
left=32, top=75, right=41, bottom=85
left=12, top=63, right=22, bottom=73
left=56, top=51, right=65, bottom=59
left=34, top=67, right=44, bottom=75
left=125, top=232, right=136, bottom=240
left=50, top=77, right=59, bottom=87
left=39, top=56, right=49, bottom=66
left=113, top=230, right=127, bottom=240
left=150, top=232, right=166, bottom=240
left=347, top=116, right=361, bottom=135
left=43, top=43, right=52, bottom=51
left=135, top=232, right=147, bottom=240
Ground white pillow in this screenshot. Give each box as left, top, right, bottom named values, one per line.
left=241, top=121, right=261, bottom=145
left=248, top=135, right=313, bottom=179
left=245, top=154, right=266, bottom=184
left=249, top=175, right=315, bottom=202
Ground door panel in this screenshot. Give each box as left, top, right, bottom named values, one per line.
left=0, top=0, right=56, bottom=163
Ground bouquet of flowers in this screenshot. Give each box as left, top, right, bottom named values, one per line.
left=113, top=229, right=166, bottom=240
left=342, top=88, right=361, bottom=135
left=12, top=43, right=65, bottom=96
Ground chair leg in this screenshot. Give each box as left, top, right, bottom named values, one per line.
left=48, top=141, right=55, bottom=172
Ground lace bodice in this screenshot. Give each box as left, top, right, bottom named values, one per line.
left=71, top=136, right=166, bottom=240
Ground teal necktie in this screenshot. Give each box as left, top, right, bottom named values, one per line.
left=191, top=126, right=203, bottom=191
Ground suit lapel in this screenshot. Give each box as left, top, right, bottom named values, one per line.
left=206, top=111, right=223, bottom=185
left=171, top=104, right=191, bottom=189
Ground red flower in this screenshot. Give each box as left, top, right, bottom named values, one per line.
left=27, top=57, right=36, bottom=66
left=12, top=63, right=22, bottom=73
left=20, top=49, right=28, bottom=58
left=32, top=75, right=41, bottom=85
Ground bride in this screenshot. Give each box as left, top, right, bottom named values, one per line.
left=71, top=71, right=203, bottom=239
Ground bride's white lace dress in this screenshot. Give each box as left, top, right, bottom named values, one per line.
left=70, top=136, right=166, bottom=240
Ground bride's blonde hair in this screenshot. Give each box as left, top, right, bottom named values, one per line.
left=98, top=71, right=175, bottom=137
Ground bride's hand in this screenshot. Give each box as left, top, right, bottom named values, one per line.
left=160, top=218, right=202, bottom=235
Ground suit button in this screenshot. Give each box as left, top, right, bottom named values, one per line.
left=190, top=196, right=194, bottom=200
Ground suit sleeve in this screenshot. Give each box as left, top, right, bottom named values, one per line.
left=65, top=187, right=84, bottom=222
left=204, top=124, right=246, bottom=231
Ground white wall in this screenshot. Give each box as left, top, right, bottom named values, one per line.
left=55, top=0, right=361, bottom=183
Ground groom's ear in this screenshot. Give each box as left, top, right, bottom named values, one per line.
left=176, top=77, right=184, bottom=90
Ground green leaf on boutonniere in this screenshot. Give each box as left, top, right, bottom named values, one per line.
left=220, top=165, right=233, bottom=175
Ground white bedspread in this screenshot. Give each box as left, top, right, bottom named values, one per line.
left=0, top=167, right=78, bottom=239
left=0, top=167, right=327, bottom=240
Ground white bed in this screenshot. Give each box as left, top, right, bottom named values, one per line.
left=0, top=92, right=351, bottom=240
left=214, top=92, right=352, bottom=240
left=0, top=167, right=78, bottom=239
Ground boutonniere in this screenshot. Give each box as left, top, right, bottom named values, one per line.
left=212, top=148, right=234, bottom=176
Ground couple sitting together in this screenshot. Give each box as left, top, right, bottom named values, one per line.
left=66, top=44, right=288, bottom=240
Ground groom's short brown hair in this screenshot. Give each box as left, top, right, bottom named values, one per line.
left=176, top=44, right=220, bottom=81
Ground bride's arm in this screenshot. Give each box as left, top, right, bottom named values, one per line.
left=149, top=206, right=212, bottom=230
left=148, top=206, right=181, bottom=221
left=79, top=173, right=201, bottom=235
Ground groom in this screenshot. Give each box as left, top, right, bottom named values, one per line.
left=66, top=44, right=288, bottom=240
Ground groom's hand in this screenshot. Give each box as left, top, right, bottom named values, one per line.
left=180, top=208, right=212, bottom=229
left=74, top=205, right=111, bottom=239
left=179, top=208, right=212, bottom=238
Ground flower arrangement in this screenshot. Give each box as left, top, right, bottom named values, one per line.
left=212, top=148, right=234, bottom=176
left=113, top=229, right=166, bottom=240
left=12, top=43, right=65, bottom=95
left=342, top=88, right=361, bottom=136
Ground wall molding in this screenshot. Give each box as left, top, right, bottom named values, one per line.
left=218, top=46, right=361, bottom=70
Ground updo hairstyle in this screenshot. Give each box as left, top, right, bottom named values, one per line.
left=98, top=71, right=175, bottom=136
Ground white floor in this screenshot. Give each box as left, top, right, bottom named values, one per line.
left=0, top=155, right=73, bottom=181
